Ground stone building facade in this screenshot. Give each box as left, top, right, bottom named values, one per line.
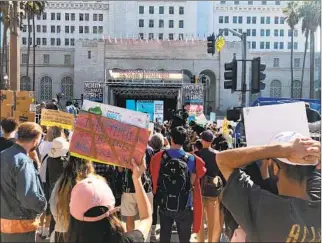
left=20, top=39, right=320, bottom=113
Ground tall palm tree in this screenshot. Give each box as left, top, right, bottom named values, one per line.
left=25, top=4, right=32, bottom=81
left=24, top=1, right=45, bottom=91
left=32, top=2, right=46, bottom=92
left=299, top=3, right=309, bottom=98
left=299, top=0, right=321, bottom=98
left=308, top=0, right=321, bottom=98
left=283, top=2, right=300, bottom=98
left=0, top=1, right=10, bottom=89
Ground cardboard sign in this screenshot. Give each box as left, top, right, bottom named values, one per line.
left=0, top=90, right=14, bottom=105
left=41, top=109, right=75, bottom=130
left=14, top=111, right=35, bottom=123
left=70, top=112, right=150, bottom=168
left=82, top=100, right=150, bottom=128
left=0, top=104, right=13, bottom=119
left=182, top=84, right=204, bottom=105
left=243, top=102, right=310, bottom=147
left=84, top=81, right=103, bottom=103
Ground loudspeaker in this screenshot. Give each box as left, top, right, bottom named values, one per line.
left=227, top=109, right=241, bottom=122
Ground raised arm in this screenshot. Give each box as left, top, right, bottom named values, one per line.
left=216, top=138, right=320, bottom=181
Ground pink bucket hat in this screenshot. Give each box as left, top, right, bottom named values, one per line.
left=70, top=177, right=116, bottom=222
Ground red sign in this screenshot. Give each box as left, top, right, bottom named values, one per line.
left=70, top=112, right=150, bottom=168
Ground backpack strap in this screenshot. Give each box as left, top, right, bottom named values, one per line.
left=180, top=154, right=190, bottom=163
left=42, top=154, right=49, bottom=164
left=161, top=151, right=171, bottom=164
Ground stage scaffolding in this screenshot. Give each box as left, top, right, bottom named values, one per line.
left=104, top=79, right=183, bottom=108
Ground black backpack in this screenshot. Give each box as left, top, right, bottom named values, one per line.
left=156, top=151, right=191, bottom=212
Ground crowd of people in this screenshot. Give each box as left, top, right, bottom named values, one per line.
left=0, top=102, right=321, bottom=243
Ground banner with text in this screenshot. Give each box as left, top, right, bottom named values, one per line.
left=41, top=109, right=75, bottom=130
left=84, top=81, right=104, bottom=103
left=182, top=84, right=204, bottom=105
left=82, top=100, right=150, bottom=129
left=70, top=112, right=150, bottom=168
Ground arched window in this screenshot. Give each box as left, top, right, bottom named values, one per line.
left=292, top=80, right=301, bottom=98
left=20, top=76, right=32, bottom=91
left=61, top=77, right=73, bottom=101
left=40, top=76, right=53, bottom=101
left=270, top=80, right=282, bottom=98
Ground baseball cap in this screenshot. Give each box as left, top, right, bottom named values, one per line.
left=201, top=130, right=215, bottom=143
left=70, top=177, right=116, bottom=222
left=269, top=131, right=317, bottom=166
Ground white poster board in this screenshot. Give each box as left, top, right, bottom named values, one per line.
left=243, top=102, right=310, bottom=146
left=82, top=100, right=150, bottom=129
left=148, top=123, right=154, bottom=139
left=210, top=112, right=216, bottom=122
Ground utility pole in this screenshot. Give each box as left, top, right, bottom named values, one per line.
left=241, top=32, right=247, bottom=107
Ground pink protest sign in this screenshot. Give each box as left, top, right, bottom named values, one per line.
left=70, top=112, right=150, bottom=168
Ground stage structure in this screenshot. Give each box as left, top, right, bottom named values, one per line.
left=104, top=69, right=192, bottom=121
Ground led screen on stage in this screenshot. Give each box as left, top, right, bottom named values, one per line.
left=126, top=100, right=164, bottom=123
left=126, top=100, right=136, bottom=111
left=137, top=100, right=155, bottom=122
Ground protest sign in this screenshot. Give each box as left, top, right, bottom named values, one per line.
left=82, top=100, right=150, bottom=128
left=14, top=111, right=35, bottom=123
left=182, top=84, right=204, bottom=105
left=210, top=112, right=216, bottom=122
left=83, top=81, right=104, bottom=103
left=1, top=104, right=13, bottom=119
left=0, top=90, right=14, bottom=105
left=41, top=109, right=75, bottom=130
left=15, top=91, right=35, bottom=112
left=148, top=123, right=154, bottom=139
left=243, top=102, right=310, bottom=146
left=70, top=112, right=150, bottom=168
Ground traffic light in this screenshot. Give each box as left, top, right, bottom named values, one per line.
left=207, top=33, right=215, bottom=56
left=224, top=60, right=237, bottom=92
left=251, top=57, right=266, bottom=94
left=201, top=76, right=207, bottom=84
left=191, top=75, right=198, bottom=84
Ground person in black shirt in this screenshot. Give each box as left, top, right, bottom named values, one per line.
left=0, top=118, right=18, bottom=152
left=195, top=130, right=224, bottom=243
left=217, top=131, right=320, bottom=242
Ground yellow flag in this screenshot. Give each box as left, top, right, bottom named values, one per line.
left=222, top=117, right=229, bottom=136
left=216, top=36, right=225, bottom=53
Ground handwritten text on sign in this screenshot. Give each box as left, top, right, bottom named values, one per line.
left=70, top=112, right=150, bottom=168
left=41, top=109, right=75, bottom=130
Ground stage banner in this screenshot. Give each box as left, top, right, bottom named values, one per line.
left=154, top=100, right=164, bottom=124
left=70, top=112, right=150, bottom=168
left=83, top=81, right=104, bottom=103
left=182, top=84, right=204, bottom=105
left=82, top=100, right=150, bottom=129
left=40, top=109, right=75, bottom=130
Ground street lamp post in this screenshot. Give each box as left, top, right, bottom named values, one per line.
left=3, top=74, right=9, bottom=90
